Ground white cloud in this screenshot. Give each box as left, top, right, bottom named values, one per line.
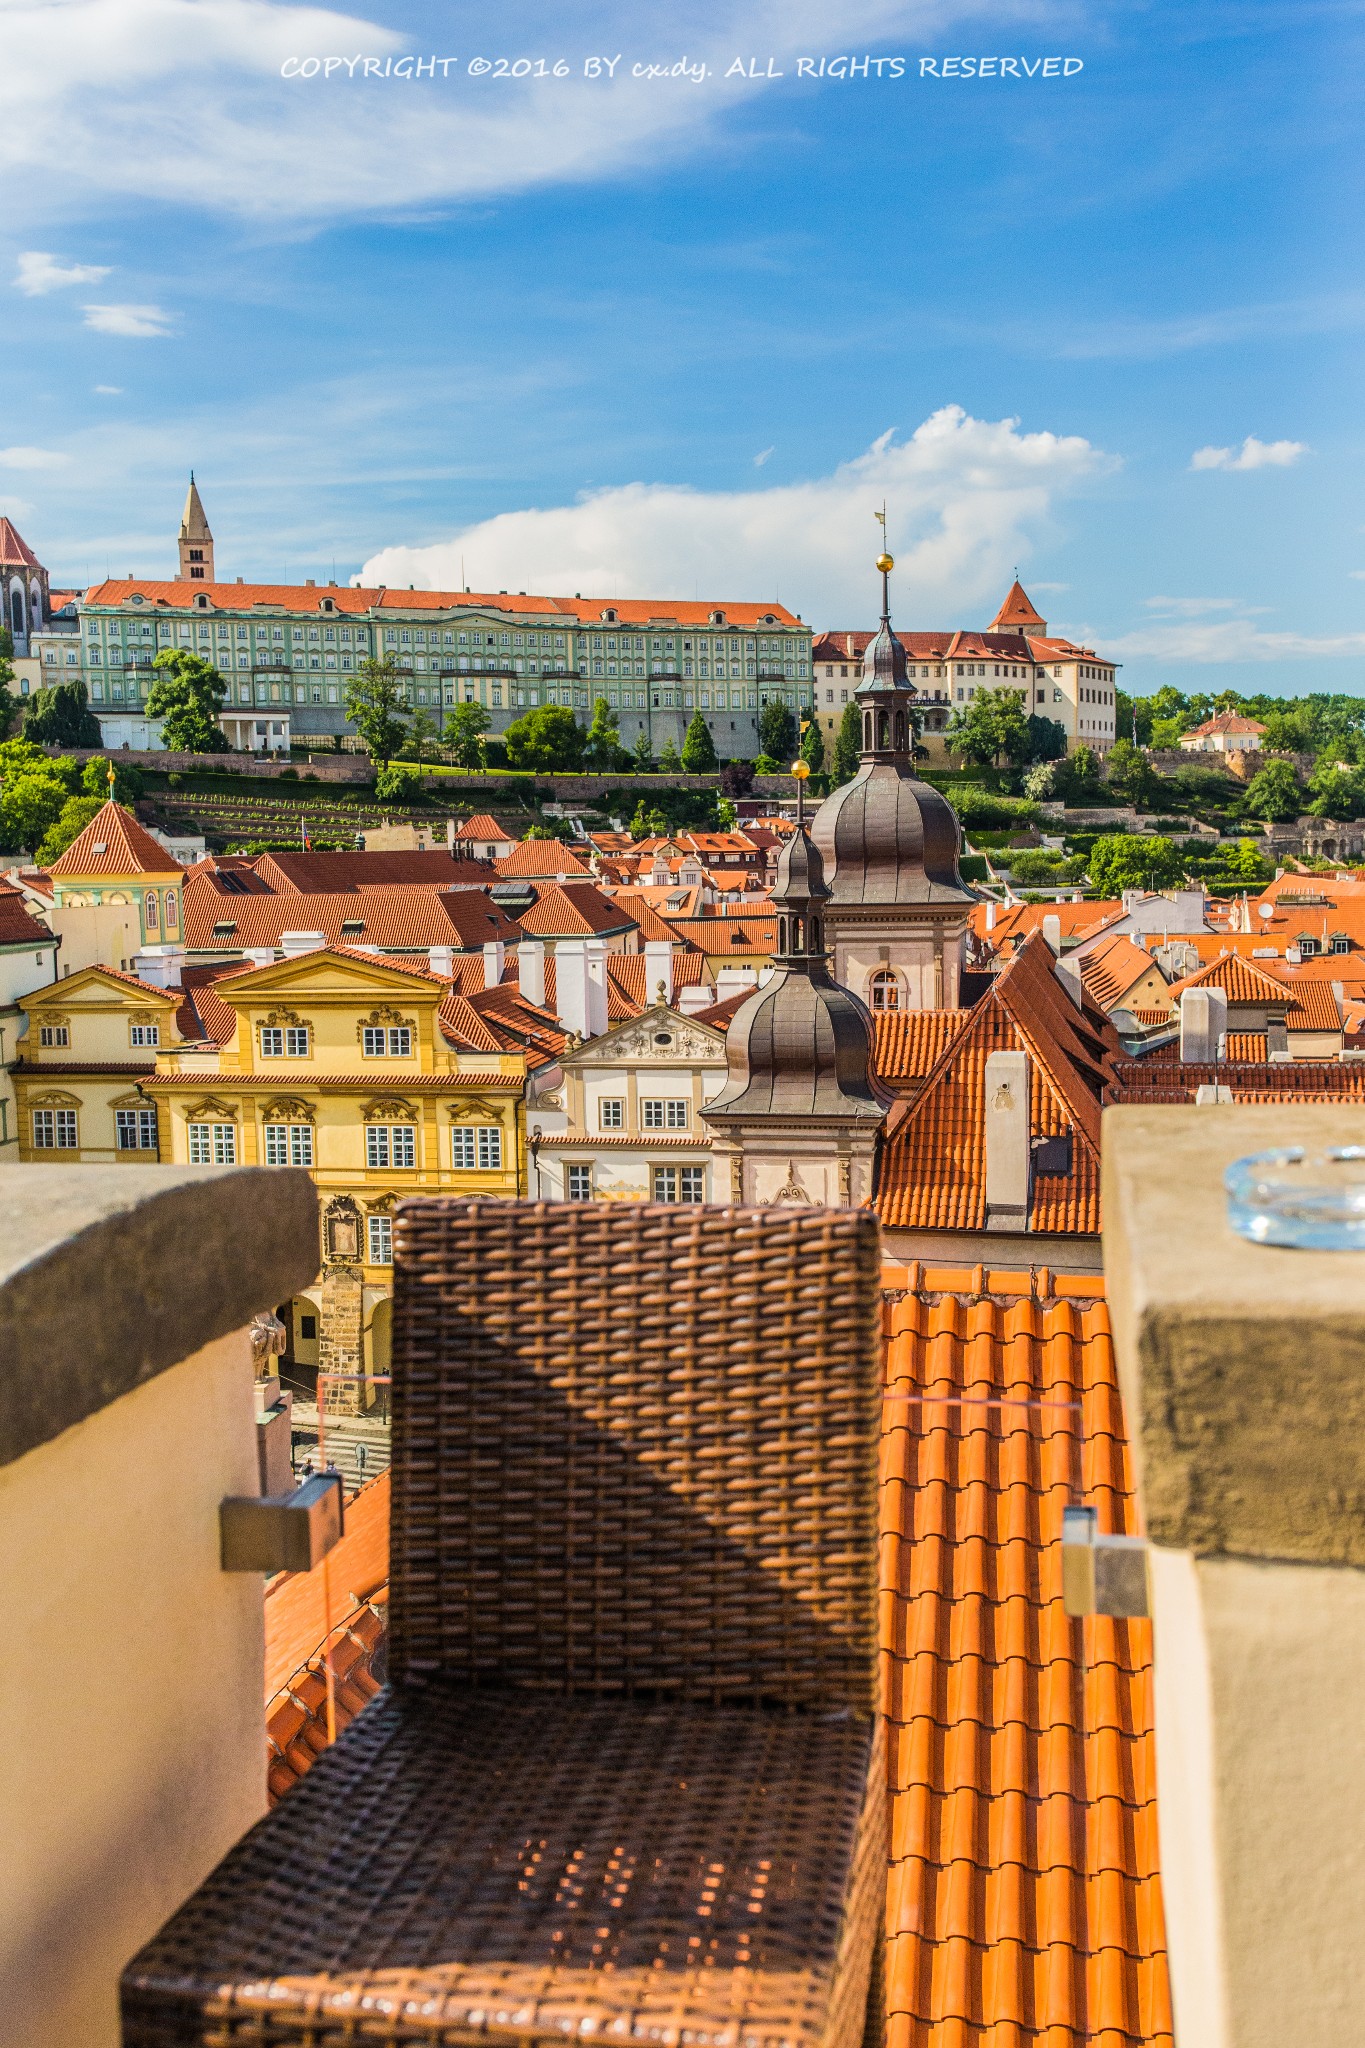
left=94, top=383, right=123, bottom=394
left=1190, top=436, right=1308, bottom=472
left=753, top=446, right=775, bottom=468
left=0, top=445, right=69, bottom=469
left=0, top=0, right=1005, bottom=224
left=358, top=406, right=1111, bottom=624
left=14, top=249, right=110, bottom=294
left=82, top=302, right=174, bottom=336
left=1111, top=619, right=1365, bottom=663
left=1144, top=595, right=1248, bottom=617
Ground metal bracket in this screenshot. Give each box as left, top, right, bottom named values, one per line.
left=220, top=1470, right=344, bottom=1574
left=1062, top=1504, right=1150, bottom=1618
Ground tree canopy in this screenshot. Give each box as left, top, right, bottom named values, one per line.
left=23, top=677, right=103, bottom=749
left=832, top=702, right=862, bottom=783
left=503, top=704, right=585, bottom=773
left=443, top=701, right=491, bottom=770
left=1087, top=833, right=1187, bottom=895
left=758, top=699, right=798, bottom=764
left=146, top=650, right=230, bottom=753
left=681, top=709, right=718, bottom=774
left=1241, top=758, right=1302, bottom=823
left=344, top=656, right=409, bottom=767
left=583, top=697, right=631, bottom=773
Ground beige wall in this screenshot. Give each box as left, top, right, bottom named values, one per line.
left=0, top=1328, right=266, bottom=2048
left=49, top=904, right=144, bottom=977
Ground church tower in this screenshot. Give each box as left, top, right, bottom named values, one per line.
left=178, top=474, right=214, bottom=582
left=703, top=775, right=891, bottom=1208
left=809, top=553, right=976, bottom=1011
left=0, top=516, right=50, bottom=656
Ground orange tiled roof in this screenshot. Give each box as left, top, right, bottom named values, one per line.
left=1226, top=1031, right=1269, bottom=1061
left=83, top=579, right=803, bottom=628
left=877, top=937, right=1119, bottom=1238
left=0, top=516, right=41, bottom=568
left=454, top=814, right=515, bottom=841
left=972, top=902, right=1124, bottom=956
left=1166, top=950, right=1343, bottom=1031
left=183, top=880, right=514, bottom=952
left=988, top=576, right=1048, bottom=632
left=1078, top=934, right=1165, bottom=1014
left=47, top=800, right=183, bottom=879
left=873, top=1009, right=973, bottom=1088
left=0, top=883, right=54, bottom=947
left=880, top=1266, right=1170, bottom=2048
left=494, top=841, right=593, bottom=879
left=514, top=882, right=639, bottom=939
left=662, top=913, right=779, bottom=953
left=1181, top=712, right=1266, bottom=738
left=1107, top=1058, right=1365, bottom=1105
left=256, top=850, right=492, bottom=892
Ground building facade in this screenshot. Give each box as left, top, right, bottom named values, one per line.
left=811, top=578, right=1119, bottom=761
left=0, top=516, right=50, bottom=659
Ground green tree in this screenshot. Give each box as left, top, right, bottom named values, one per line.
left=1308, top=758, right=1365, bottom=819
left=1115, top=690, right=1153, bottom=746
left=832, top=701, right=862, bottom=784
left=1104, top=738, right=1162, bottom=809
left=799, top=716, right=826, bottom=773
left=1021, top=714, right=1067, bottom=765
left=631, top=728, right=654, bottom=771
left=403, top=706, right=438, bottom=764
left=503, top=704, right=585, bottom=773
left=947, top=690, right=1029, bottom=769
left=37, top=794, right=105, bottom=866
left=1242, top=758, right=1302, bottom=823
left=145, top=651, right=229, bottom=752
left=0, top=637, right=19, bottom=740
left=374, top=760, right=422, bottom=802
left=344, top=656, right=409, bottom=768
left=716, top=797, right=738, bottom=829
left=0, top=764, right=72, bottom=854
left=444, top=701, right=491, bottom=770
left=583, top=697, right=630, bottom=773
left=758, top=699, right=797, bottom=764
left=1215, top=838, right=1274, bottom=885
left=23, top=678, right=102, bottom=748
left=1087, top=833, right=1187, bottom=895
left=681, top=708, right=719, bottom=774
left=657, top=736, right=682, bottom=773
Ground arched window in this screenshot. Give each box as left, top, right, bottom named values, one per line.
left=869, top=969, right=901, bottom=1012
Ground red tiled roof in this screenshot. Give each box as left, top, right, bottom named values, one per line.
left=881, top=1266, right=1170, bottom=2048
left=661, top=914, right=779, bottom=953
left=494, top=841, right=593, bottom=879
left=47, top=800, right=183, bottom=879
left=183, top=880, right=515, bottom=953
left=1226, top=1031, right=1269, bottom=1061
left=603, top=951, right=709, bottom=1008
left=877, top=937, right=1119, bottom=1237
left=82, top=579, right=804, bottom=629
left=988, top=576, right=1049, bottom=631
left=1181, top=712, right=1267, bottom=738
left=1078, top=934, right=1164, bottom=1013
left=514, top=882, right=639, bottom=939
left=453, top=814, right=515, bottom=842
left=0, top=883, right=54, bottom=947
left=0, top=516, right=40, bottom=569
left=256, top=850, right=492, bottom=892
left=872, top=1009, right=973, bottom=1088
left=1166, top=950, right=1343, bottom=1031
left=972, top=902, right=1124, bottom=956
left=434, top=893, right=526, bottom=949
left=1107, top=1058, right=1365, bottom=1105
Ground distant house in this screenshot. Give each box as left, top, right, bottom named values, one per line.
left=1179, top=712, right=1267, bottom=755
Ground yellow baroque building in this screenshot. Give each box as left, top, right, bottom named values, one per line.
left=19, top=946, right=526, bottom=1381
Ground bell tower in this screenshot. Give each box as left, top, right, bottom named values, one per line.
left=178, top=474, right=214, bottom=582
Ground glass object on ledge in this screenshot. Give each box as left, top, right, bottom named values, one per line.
left=1225, top=1146, right=1365, bottom=1249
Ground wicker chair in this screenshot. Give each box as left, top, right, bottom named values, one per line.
left=122, top=1201, right=887, bottom=2048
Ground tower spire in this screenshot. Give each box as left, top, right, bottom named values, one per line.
left=178, top=474, right=215, bottom=582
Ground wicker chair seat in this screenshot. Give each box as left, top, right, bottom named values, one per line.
left=122, top=1683, right=885, bottom=2048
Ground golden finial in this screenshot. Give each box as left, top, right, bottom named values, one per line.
left=107, top=760, right=116, bottom=794
left=791, top=759, right=811, bottom=780
left=875, top=504, right=893, bottom=575
left=876, top=552, right=894, bottom=574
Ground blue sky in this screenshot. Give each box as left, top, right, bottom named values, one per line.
left=0, top=0, right=1358, bottom=695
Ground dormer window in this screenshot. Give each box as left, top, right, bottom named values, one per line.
left=710, top=610, right=726, bottom=626
left=195, top=594, right=210, bottom=610
left=321, top=597, right=335, bottom=613
left=602, top=607, right=617, bottom=623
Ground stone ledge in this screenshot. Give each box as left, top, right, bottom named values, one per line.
left=0, top=1165, right=320, bottom=1469
left=1103, top=1103, right=1365, bottom=1566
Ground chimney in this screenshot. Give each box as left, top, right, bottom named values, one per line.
left=446, top=817, right=455, bottom=853
left=243, top=947, right=276, bottom=968
left=678, top=983, right=715, bottom=1016
left=645, top=939, right=673, bottom=1007
left=984, top=1048, right=1031, bottom=1232
left=556, top=939, right=592, bottom=1039
left=279, top=930, right=325, bottom=957
left=984, top=899, right=997, bottom=933
left=584, top=938, right=609, bottom=1039
left=483, top=939, right=505, bottom=989
left=1042, top=913, right=1062, bottom=954
left=305, top=577, right=315, bottom=588
left=428, top=945, right=454, bottom=979
left=130, top=943, right=185, bottom=989
left=518, top=938, right=546, bottom=1008
left=1180, top=986, right=1227, bottom=1064
left=716, top=965, right=758, bottom=1002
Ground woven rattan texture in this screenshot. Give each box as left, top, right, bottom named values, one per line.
left=387, top=1202, right=884, bottom=1711
left=122, top=1687, right=885, bottom=2048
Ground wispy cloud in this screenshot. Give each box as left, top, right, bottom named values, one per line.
left=359, top=406, right=1112, bottom=625
left=14, top=249, right=110, bottom=295
left=94, top=383, right=123, bottom=394
left=0, top=445, right=70, bottom=470
left=1111, top=618, right=1365, bottom=663
left=82, top=302, right=174, bottom=336
left=753, top=446, right=775, bottom=468
left=1144, top=594, right=1250, bottom=617
left=1190, top=436, right=1307, bottom=472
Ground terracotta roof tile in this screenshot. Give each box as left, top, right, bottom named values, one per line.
left=454, top=814, right=515, bottom=841
left=880, top=1270, right=1171, bottom=2048
left=0, top=516, right=41, bottom=568
left=873, top=1009, right=973, bottom=1088
left=256, top=850, right=492, bottom=891
left=1226, top=1031, right=1268, bottom=1061
left=83, top=578, right=803, bottom=629
left=514, top=882, right=639, bottom=938
left=1079, top=935, right=1166, bottom=1014
left=494, top=841, right=593, bottom=879
left=47, top=800, right=183, bottom=879
left=0, top=884, right=55, bottom=947
left=662, top=914, right=780, bottom=953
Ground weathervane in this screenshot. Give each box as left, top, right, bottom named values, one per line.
left=874, top=503, right=893, bottom=621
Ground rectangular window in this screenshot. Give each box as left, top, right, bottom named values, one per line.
left=38, top=1024, right=69, bottom=1048
left=366, top=1123, right=416, bottom=1168
left=599, top=1098, right=624, bottom=1130
left=642, top=1099, right=689, bottom=1130
left=116, top=1107, right=159, bottom=1152
left=652, top=1166, right=677, bottom=1202
left=477, top=1125, right=502, bottom=1170
left=260, top=1026, right=284, bottom=1057
left=367, top=1213, right=393, bottom=1265
left=264, top=1123, right=314, bottom=1166
left=188, top=1121, right=236, bottom=1164
left=363, top=1024, right=412, bottom=1056
left=285, top=1026, right=309, bottom=1055
left=33, top=1107, right=78, bottom=1150
left=679, top=1166, right=706, bottom=1203
left=451, top=1125, right=476, bottom=1168
left=567, top=1164, right=594, bottom=1201
left=129, top=1024, right=160, bottom=1047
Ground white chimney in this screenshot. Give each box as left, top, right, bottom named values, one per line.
left=1042, top=914, right=1062, bottom=955
left=716, top=965, right=759, bottom=1002
left=131, top=943, right=185, bottom=989
left=446, top=817, right=455, bottom=852
left=519, top=938, right=546, bottom=1008
left=645, top=939, right=673, bottom=1007
left=428, top=945, right=455, bottom=979
left=483, top=939, right=505, bottom=989
left=280, top=930, right=326, bottom=957
left=984, top=1049, right=1031, bottom=1232
left=984, top=900, right=997, bottom=932
left=584, top=938, right=609, bottom=1039
left=556, top=939, right=592, bottom=1039
left=1180, top=986, right=1228, bottom=1064
left=678, top=983, right=715, bottom=1016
